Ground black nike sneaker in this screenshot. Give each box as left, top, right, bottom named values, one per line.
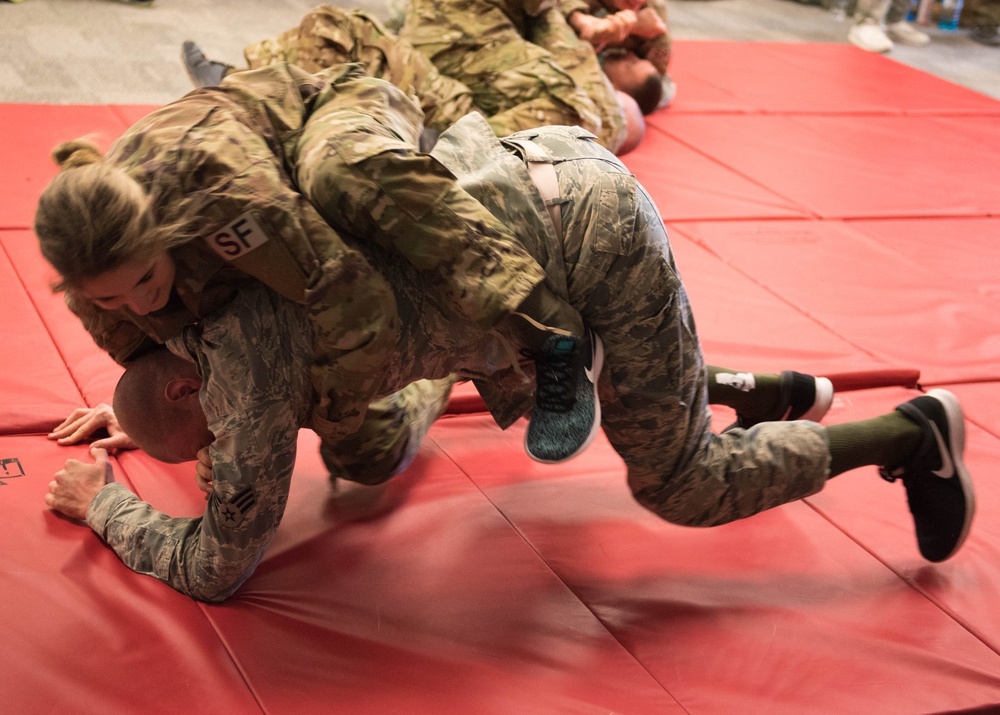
left=880, top=389, right=975, bottom=562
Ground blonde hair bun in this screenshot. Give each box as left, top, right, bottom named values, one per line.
left=52, top=139, right=105, bottom=170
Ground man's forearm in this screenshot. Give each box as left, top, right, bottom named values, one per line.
left=86, top=483, right=267, bottom=602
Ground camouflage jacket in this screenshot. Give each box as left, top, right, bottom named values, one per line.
left=241, top=5, right=475, bottom=131
left=84, top=116, right=605, bottom=602
left=70, top=63, right=545, bottom=438
left=86, top=286, right=314, bottom=602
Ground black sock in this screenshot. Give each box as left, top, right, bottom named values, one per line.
left=707, top=366, right=781, bottom=419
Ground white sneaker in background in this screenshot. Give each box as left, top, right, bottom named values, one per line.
left=886, top=20, right=931, bottom=46
left=848, top=19, right=895, bottom=53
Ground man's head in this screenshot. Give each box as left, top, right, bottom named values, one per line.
left=603, top=53, right=663, bottom=116
left=615, top=91, right=646, bottom=155
left=113, top=348, right=214, bottom=463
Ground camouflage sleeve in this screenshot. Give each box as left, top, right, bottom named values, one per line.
left=84, top=392, right=298, bottom=602
left=85, top=286, right=312, bottom=602
left=65, top=292, right=158, bottom=365
left=558, top=0, right=596, bottom=20
left=524, top=0, right=560, bottom=16
left=295, top=74, right=546, bottom=331
left=181, top=108, right=400, bottom=438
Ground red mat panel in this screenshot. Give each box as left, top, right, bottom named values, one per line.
left=619, top=123, right=813, bottom=222
left=0, top=104, right=129, bottom=230
left=0, top=238, right=83, bottom=433
left=2, top=231, right=126, bottom=409
left=0, top=435, right=262, bottom=715
left=849, top=218, right=1000, bottom=304
left=430, top=410, right=1000, bottom=714
left=655, top=114, right=1000, bottom=219
left=663, top=41, right=1000, bottom=117
left=805, top=388, right=1000, bottom=660
left=667, top=227, right=903, bottom=377
left=678, top=219, right=1000, bottom=385
left=114, top=428, right=685, bottom=714
left=936, top=381, right=1000, bottom=442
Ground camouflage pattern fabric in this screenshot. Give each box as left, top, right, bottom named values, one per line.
left=87, top=112, right=832, bottom=601
left=431, top=113, right=831, bottom=527
left=558, top=0, right=672, bottom=76
left=320, top=376, right=455, bottom=485
left=400, top=0, right=627, bottom=152
left=969, top=0, right=1000, bottom=27
left=241, top=5, right=475, bottom=131
left=66, top=64, right=556, bottom=439
left=86, top=285, right=453, bottom=602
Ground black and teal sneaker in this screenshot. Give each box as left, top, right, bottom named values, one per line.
left=524, top=330, right=603, bottom=464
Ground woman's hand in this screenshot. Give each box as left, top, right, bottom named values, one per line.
left=48, top=404, right=138, bottom=453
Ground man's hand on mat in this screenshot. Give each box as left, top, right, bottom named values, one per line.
left=48, top=404, right=138, bottom=453
left=46, top=446, right=114, bottom=521
left=195, top=446, right=214, bottom=500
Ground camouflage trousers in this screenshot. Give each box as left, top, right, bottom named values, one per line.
left=320, top=377, right=454, bottom=484
left=241, top=5, right=474, bottom=132
left=400, top=1, right=627, bottom=152
left=510, top=128, right=832, bottom=526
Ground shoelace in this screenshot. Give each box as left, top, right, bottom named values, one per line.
left=530, top=339, right=580, bottom=413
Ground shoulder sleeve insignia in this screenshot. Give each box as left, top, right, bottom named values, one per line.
left=204, top=212, right=270, bottom=260
left=211, top=485, right=257, bottom=528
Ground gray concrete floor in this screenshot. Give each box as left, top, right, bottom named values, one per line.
left=0, top=0, right=997, bottom=104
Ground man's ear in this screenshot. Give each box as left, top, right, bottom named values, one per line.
left=164, top=376, right=202, bottom=402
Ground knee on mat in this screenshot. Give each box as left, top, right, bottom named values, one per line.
left=320, top=444, right=409, bottom=486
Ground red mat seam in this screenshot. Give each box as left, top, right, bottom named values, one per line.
left=0, top=231, right=88, bottom=411
left=423, top=433, right=694, bottom=713
left=108, top=455, right=270, bottom=714
left=644, top=122, right=819, bottom=221
left=801, top=495, right=1000, bottom=663
left=191, top=603, right=272, bottom=715
left=667, top=224, right=955, bottom=379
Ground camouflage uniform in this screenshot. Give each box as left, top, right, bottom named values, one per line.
left=86, top=286, right=451, bottom=602
left=86, top=112, right=832, bottom=601
left=559, top=0, right=672, bottom=78
left=970, top=0, right=1000, bottom=29
left=428, top=114, right=832, bottom=528
left=240, top=5, right=475, bottom=131
left=67, top=63, right=554, bottom=442
left=399, top=0, right=628, bottom=152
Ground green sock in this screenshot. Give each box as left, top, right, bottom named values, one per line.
left=826, top=411, right=923, bottom=477
left=707, top=366, right=781, bottom=419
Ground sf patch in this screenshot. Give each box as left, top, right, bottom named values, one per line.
left=205, top=213, right=270, bottom=260
left=210, top=485, right=257, bottom=528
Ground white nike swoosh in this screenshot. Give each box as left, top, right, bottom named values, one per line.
left=929, top=422, right=955, bottom=479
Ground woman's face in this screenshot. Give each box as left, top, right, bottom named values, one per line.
left=78, top=251, right=177, bottom=315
